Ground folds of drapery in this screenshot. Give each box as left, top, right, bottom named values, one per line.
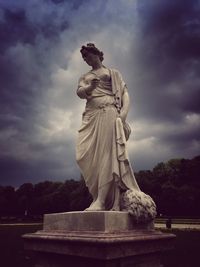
left=76, top=102, right=118, bottom=203
left=76, top=68, right=141, bottom=209
left=115, top=117, right=141, bottom=192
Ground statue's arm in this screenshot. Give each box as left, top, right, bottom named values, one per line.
left=120, top=86, right=130, bottom=122
left=77, top=75, right=98, bottom=99
left=77, top=76, right=91, bottom=99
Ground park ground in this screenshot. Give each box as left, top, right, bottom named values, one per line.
left=0, top=219, right=199, bottom=267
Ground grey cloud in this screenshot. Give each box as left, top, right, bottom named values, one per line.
left=0, top=0, right=84, bottom=185
left=0, top=0, right=117, bottom=186
left=127, top=0, right=200, bottom=122
left=124, top=0, right=200, bottom=171
left=0, top=0, right=199, bottom=186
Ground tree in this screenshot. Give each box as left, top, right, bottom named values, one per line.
left=16, top=183, right=34, bottom=215
left=0, top=186, right=17, bottom=215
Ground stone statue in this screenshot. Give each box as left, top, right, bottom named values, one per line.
left=76, top=43, right=156, bottom=222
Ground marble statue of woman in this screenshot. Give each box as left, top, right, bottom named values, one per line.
left=76, top=43, right=156, bottom=221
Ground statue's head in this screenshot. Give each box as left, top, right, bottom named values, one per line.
left=80, top=43, right=104, bottom=63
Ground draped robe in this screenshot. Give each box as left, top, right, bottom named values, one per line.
left=76, top=68, right=140, bottom=210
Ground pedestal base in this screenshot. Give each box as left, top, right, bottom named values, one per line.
left=23, top=211, right=175, bottom=267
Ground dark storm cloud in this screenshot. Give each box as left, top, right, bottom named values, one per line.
left=0, top=0, right=199, bottom=186
left=0, top=151, right=75, bottom=185
left=123, top=0, right=200, bottom=170
left=0, top=0, right=120, bottom=186
left=131, top=0, right=200, bottom=122
left=0, top=0, right=70, bottom=119
left=138, top=0, right=200, bottom=61
left=0, top=0, right=85, bottom=185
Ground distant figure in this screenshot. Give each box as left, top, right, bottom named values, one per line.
left=24, top=209, right=28, bottom=216
left=76, top=43, right=156, bottom=222
left=166, top=218, right=172, bottom=229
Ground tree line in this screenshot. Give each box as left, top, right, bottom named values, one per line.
left=0, top=155, right=199, bottom=218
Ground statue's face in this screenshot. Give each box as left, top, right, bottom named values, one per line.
left=82, top=51, right=98, bottom=66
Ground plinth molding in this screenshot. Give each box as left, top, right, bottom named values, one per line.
left=23, top=211, right=175, bottom=267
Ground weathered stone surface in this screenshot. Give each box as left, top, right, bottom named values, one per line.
left=43, top=211, right=154, bottom=232
left=23, top=211, right=175, bottom=267
left=24, top=229, right=174, bottom=259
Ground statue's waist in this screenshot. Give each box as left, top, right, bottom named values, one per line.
left=85, top=102, right=116, bottom=111
left=86, top=94, right=115, bottom=107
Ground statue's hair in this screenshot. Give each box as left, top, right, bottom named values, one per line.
left=80, top=43, right=104, bottom=62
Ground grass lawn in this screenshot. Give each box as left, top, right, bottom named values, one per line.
left=0, top=224, right=199, bottom=267
left=161, top=229, right=200, bottom=267
left=0, top=224, right=42, bottom=267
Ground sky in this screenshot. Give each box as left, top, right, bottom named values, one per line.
left=0, top=0, right=199, bottom=186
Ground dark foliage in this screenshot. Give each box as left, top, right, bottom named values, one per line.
left=0, top=156, right=199, bottom=217
left=136, top=155, right=200, bottom=217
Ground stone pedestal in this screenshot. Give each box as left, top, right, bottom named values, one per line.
left=23, top=211, right=175, bottom=267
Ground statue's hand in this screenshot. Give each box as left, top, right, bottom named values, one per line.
left=120, top=111, right=127, bottom=123
left=85, top=78, right=100, bottom=95
left=90, top=78, right=100, bottom=89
